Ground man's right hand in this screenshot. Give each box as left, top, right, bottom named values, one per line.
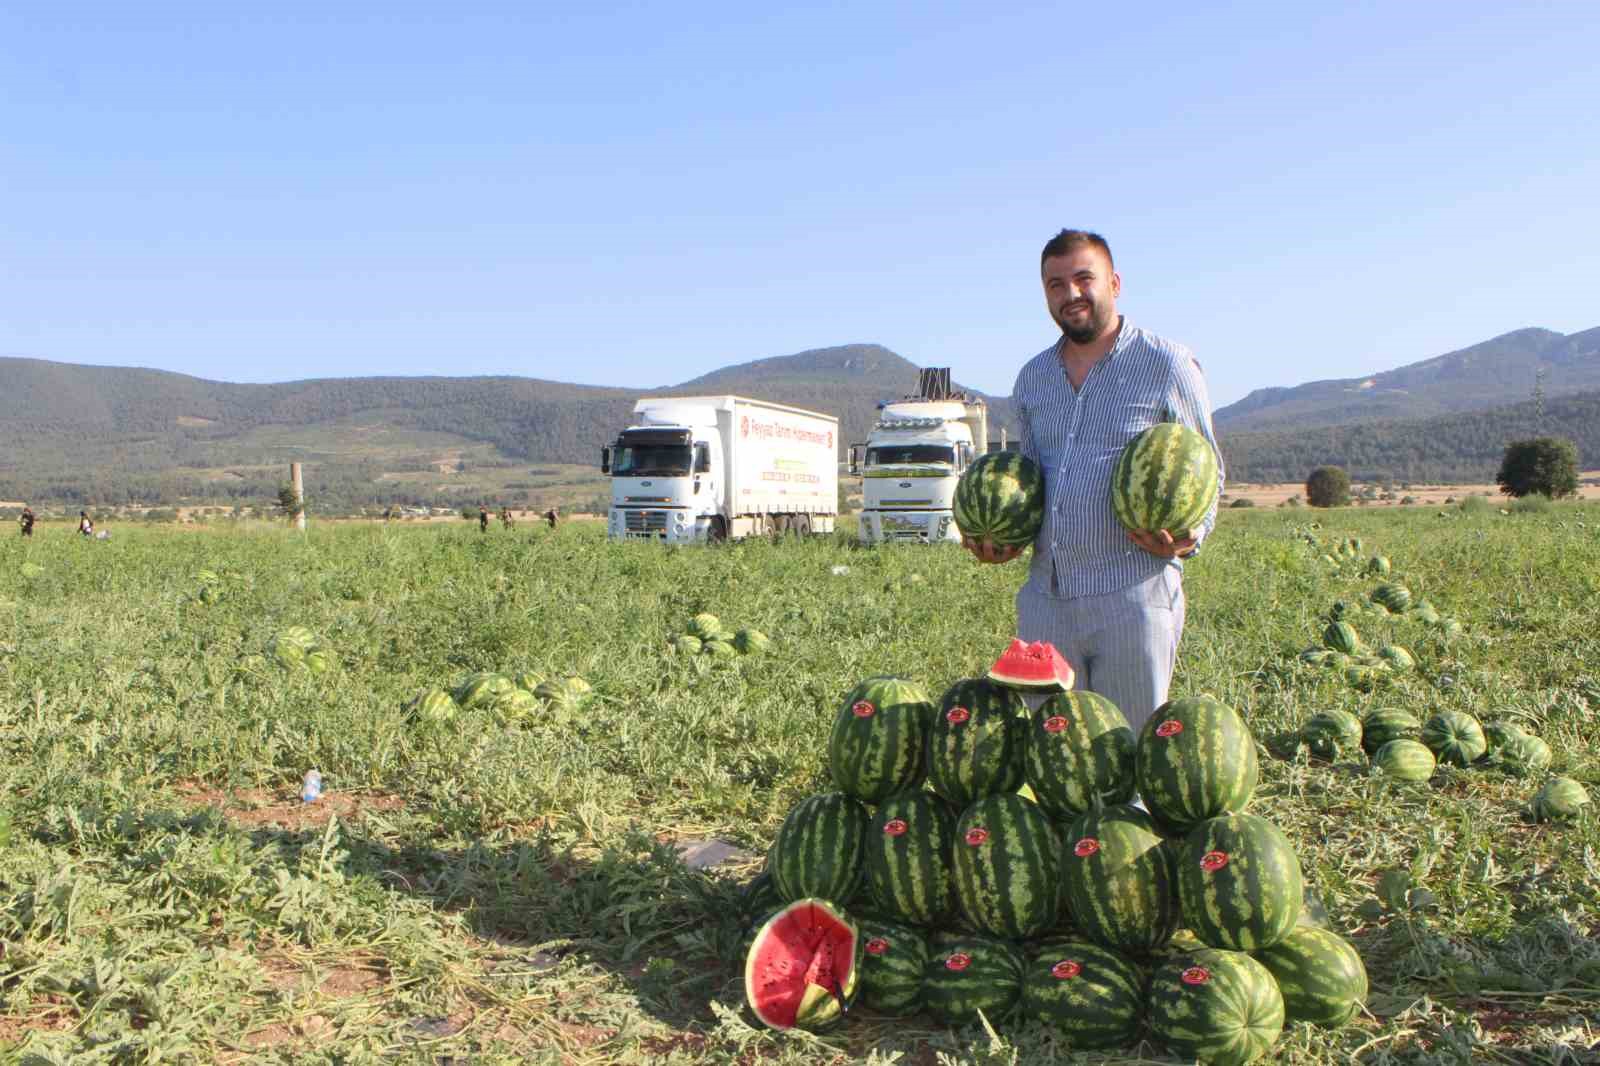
left=962, top=535, right=1024, bottom=564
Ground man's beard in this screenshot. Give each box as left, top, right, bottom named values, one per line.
left=1057, top=301, right=1112, bottom=344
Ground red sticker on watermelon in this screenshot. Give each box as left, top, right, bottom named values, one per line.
left=945, top=953, right=971, bottom=972
left=1155, top=719, right=1184, bottom=737
left=882, top=819, right=908, bottom=837
left=1073, top=837, right=1100, bottom=857
left=1181, top=966, right=1211, bottom=985
left=852, top=700, right=876, bottom=718
left=1200, top=850, right=1230, bottom=872
left=866, top=937, right=890, bottom=956
left=946, top=706, right=970, bottom=725
left=1043, top=715, right=1068, bottom=734
left=1051, top=960, right=1082, bottom=980
left=965, top=826, right=990, bottom=846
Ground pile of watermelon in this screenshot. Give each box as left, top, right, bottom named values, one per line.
left=404, top=670, right=592, bottom=727
left=740, top=643, right=1368, bottom=1061
left=671, top=612, right=769, bottom=660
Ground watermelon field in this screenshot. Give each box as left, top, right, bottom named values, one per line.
left=3, top=504, right=1600, bottom=1064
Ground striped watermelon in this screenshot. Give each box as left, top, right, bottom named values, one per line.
left=1322, top=621, right=1361, bottom=655
left=1414, top=602, right=1441, bottom=625
left=770, top=792, right=870, bottom=904
left=1479, top=719, right=1521, bottom=760
left=1370, top=583, right=1412, bottom=613
left=1149, top=948, right=1285, bottom=1065
left=1420, top=711, right=1487, bottom=768
left=864, top=791, right=957, bottom=926
left=492, top=687, right=541, bottom=725
left=1177, top=814, right=1304, bottom=952
left=1533, top=777, right=1591, bottom=821
left=1497, top=731, right=1552, bottom=777
left=456, top=672, right=517, bottom=710
left=744, top=898, right=859, bottom=1030
left=1360, top=708, right=1421, bottom=755
left=927, top=678, right=1028, bottom=807
left=1024, top=689, right=1137, bottom=820
left=1299, top=710, right=1362, bottom=761
left=1020, top=938, right=1146, bottom=1048
left=1253, top=926, right=1368, bottom=1027
left=407, top=687, right=458, bottom=725
left=828, top=676, right=932, bottom=803
left=952, top=793, right=1063, bottom=940
left=1109, top=421, right=1220, bottom=535
left=1060, top=804, right=1180, bottom=954
left=1136, top=696, right=1259, bottom=835
left=1377, top=645, right=1415, bottom=673
left=921, top=933, right=1026, bottom=1026
left=1373, top=739, right=1435, bottom=782
left=856, top=917, right=929, bottom=1015
left=953, top=451, right=1045, bottom=548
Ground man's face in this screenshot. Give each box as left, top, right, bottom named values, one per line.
left=1042, top=246, right=1121, bottom=344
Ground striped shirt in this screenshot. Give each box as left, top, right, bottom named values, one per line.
left=1013, top=318, right=1224, bottom=600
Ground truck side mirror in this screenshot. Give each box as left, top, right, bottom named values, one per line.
left=600, top=446, right=611, bottom=474
left=958, top=442, right=974, bottom=469
left=848, top=444, right=862, bottom=476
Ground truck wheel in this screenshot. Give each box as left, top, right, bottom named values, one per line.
left=709, top=517, right=728, bottom=543
left=794, top=514, right=812, bottom=536
left=770, top=515, right=789, bottom=537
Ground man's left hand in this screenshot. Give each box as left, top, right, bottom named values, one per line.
left=1126, top=528, right=1198, bottom=559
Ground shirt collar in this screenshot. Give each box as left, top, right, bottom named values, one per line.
left=1053, top=316, right=1131, bottom=378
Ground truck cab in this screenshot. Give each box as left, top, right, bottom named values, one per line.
left=851, top=399, right=983, bottom=544
left=602, top=404, right=724, bottom=542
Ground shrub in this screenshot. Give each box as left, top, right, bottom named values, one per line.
left=1306, top=466, right=1351, bottom=508
left=1510, top=493, right=1553, bottom=514
left=1400, top=496, right=1418, bottom=505
left=1497, top=437, right=1579, bottom=499
left=1228, top=497, right=1255, bottom=508
left=1459, top=494, right=1491, bottom=514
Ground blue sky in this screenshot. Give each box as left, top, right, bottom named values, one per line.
left=3, top=2, right=1598, bottom=409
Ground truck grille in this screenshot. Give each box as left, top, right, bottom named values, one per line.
left=624, top=510, right=669, bottom=535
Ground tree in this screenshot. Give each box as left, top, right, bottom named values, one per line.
left=275, top=484, right=301, bottom=517
left=1305, top=466, right=1350, bottom=508
left=1497, top=437, right=1578, bottom=498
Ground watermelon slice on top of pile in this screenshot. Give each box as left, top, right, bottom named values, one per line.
left=988, top=639, right=1075, bottom=693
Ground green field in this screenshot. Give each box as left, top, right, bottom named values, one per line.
left=2, top=505, right=1599, bottom=1063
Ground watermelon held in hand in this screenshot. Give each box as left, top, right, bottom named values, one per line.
left=953, top=451, right=1046, bottom=549
left=1110, top=421, right=1221, bottom=536
left=1149, top=948, right=1285, bottom=1066
left=828, top=676, right=933, bottom=803
left=744, top=898, right=860, bottom=1030
left=1020, top=938, right=1147, bottom=1049
left=988, top=639, right=1075, bottom=693
left=1253, top=926, right=1368, bottom=1027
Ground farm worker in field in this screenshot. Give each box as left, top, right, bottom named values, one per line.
left=544, top=506, right=559, bottom=530
left=964, top=229, right=1224, bottom=735
left=19, top=507, right=34, bottom=537
left=78, top=511, right=94, bottom=537
left=500, top=507, right=514, bottom=529
left=479, top=507, right=489, bottom=533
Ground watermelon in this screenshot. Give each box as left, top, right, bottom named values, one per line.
left=732, top=628, right=770, bottom=654
left=921, top=933, right=1026, bottom=1026
left=740, top=870, right=782, bottom=922
left=1342, top=663, right=1390, bottom=692
left=457, top=672, right=517, bottom=710
left=1109, top=421, right=1220, bottom=536
left=1377, top=645, right=1415, bottom=673
left=1374, top=739, right=1435, bottom=782
left=1498, top=731, right=1552, bottom=777
left=856, top=917, right=929, bottom=1014
left=987, top=639, right=1075, bottom=693
left=407, top=687, right=458, bottom=725
left=1020, top=938, right=1146, bottom=1048
left=1177, top=813, right=1304, bottom=952
left=1479, top=720, right=1522, bottom=759
left=927, top=678, right=1028, bottom=808
left=1322, top=621, right=1360, bottom=655
left=1367, top=556, right=1392, bottom=575
left=744, top=898, right=859, bottom=1030
left=1532, top=777, right=1591, bottom=822
left=864, top=791, right=958, bottom=926
left=1299, top=710, right=1362, bottom=761
left=1370, top=583, right=1412, bottom=613
left=1024, top=689, right=1137, bottom=819
left=1254, top=926, right=1368, bottom=1027
left=828, top=676, right=932, bottom=803
left=511, top=670, right=544, bottom=693
left=952, top=793, right=1063, bottom=940
left=672, top=635, right=702, bottom=655
left=304, top=649, right=335, bottom=675
left=1414, top=604, right=1442, bottom=626
left=1149, top=948, right=1285, bottom=1065
left=770, top=792, right=870, bottom=904
left=1420, top=711, right=1487, bottom=768
left=1298, top=648, right=1336, bottom=667
left=952, top=451, right=1045, bottom=549
left=702, top=639, right=738, bottom=660
left=1360, top=708, right=1421, bottom=755
left=1136, top=696, right=1259, bottom=835
left=687, top=613, right=723, bottom=640
left=1060, top=804, right=1180, bottom=954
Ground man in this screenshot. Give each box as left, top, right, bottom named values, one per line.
left=78, top=511, right=94, bottom=537
left=965, top=229, right=1223, bottom=734
left=544, top=506, right=559, bottom=530
left=478, top=507, right=490, bottom=533
left=19, top=507, right=34, bottom=537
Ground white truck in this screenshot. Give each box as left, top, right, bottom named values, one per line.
left=601, top=395, right=839, bottom=542
left=848, top=370, right=989, bottom=545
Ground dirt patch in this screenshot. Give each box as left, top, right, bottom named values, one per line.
left=176, top=780, right=404, bottom=830
left=0, top=1001, right=76, bottom=1043
left=1224, top=471, right=1600, bottom=508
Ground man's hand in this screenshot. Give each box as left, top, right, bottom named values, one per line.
left=962, top=535, right=1025, bottom=564
left=1126, top=528, right=1198, bottom=559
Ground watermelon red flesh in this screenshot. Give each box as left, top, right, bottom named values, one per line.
left=989, top=639, right=1075, bottom=693
left=744, top=899, right=860, bottom=1030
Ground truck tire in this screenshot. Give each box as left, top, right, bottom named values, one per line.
left=709, top=517, right=728, bottom=543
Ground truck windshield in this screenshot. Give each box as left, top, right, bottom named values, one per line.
left=866, top=445, right=955, bottom=466
left=612, top=444, right=692, bottom=477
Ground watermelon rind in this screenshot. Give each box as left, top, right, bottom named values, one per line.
left=921, top=933, right=1026, bottom=1026
left=927, top=678, right=1028, bottom=808
left=1420, top=711, right=1487, bottom=768
left=1374, top=739, right=1435, bottom=783
left=953, top=451, right=1046, bottom=549
left=1136, top=696, right=1259, bottom=835
left=1149, top=948, right=1285, bottom=1065
left=1253, top=926, right=1368, bottom=1028
left=828, top=676, right=933, bottom=803
left=1024, top=689, right=1137, bottom=819
left=770, top=792, right=870, bottom=904
left=951, top=793, right=1063, bottom=941
left=864, top=791, right=958, bottom=926
left=743, top=898, right=860, bottom=1031
left=1020, top=937, right=1146, bottom=1048
left=1177, top=813, right=1304, bottom=952
left=1109, top=421, right=1220, bottom=536
left=1532, top=776, right=1591, bottom=822
left=1059, top=804, right=1180, bottom=954
left=856, top=917, right=929, bottom=1015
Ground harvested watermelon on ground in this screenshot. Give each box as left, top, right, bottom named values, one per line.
left=952, top=451, right=1045, bottom=549
left=1109, top=420, right=1220, bottom=536
left=920, top=932, right=1026, bottom=1026
left=1299, top=709, right=1362, bottom=761
left=1149, top=948, right=1285, bottom=1065
left=1420, top=710, right=1487, bottom=767
left=1533, top=777, right=1591, bottom=822
left=951, top=792, right=1064, bottom=940
left=1020, top=937, right=1146, bottom=1048
left=1177, top=813, right=1304, bottom=952
left=407, top=687, right=458, bottom=725
left=769, top=792, right=870, bottom=904
left=855, top=917, right=929, bottom=1014
left=1059, top=803, right=1179, bottom=954
left=828, top=676, right=933, bottom=803
left=1361, top=708, right=1421, bottom=755
left=743, top=898, right=860, bottom=1031
left=1252, top=926, right=1368, bottom=1027
left=927, top=677, right=1028, bottom=808
left=1497, top=731, right=1553, bottom=777
left=1136, top=695, right=1259, bottom=835
left=988, top=639, right=1075, bottom=693
left=1024, top=688, right=1137, bottom=819
left=1374, top=739, right=1435, bottom=782
left=864, top=790, right=958, bottom=926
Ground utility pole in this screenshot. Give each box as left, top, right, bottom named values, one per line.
left=289, top=462, right=306, bottom=532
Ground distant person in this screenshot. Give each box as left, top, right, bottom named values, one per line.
left=544, top=506, right=559, bottom=530
left=478, top=507, right=489, bottom=533
left=500, top=507, right=514, bottom=529
left=78, top=511, right=94, bottom=537
left=19, top=507, right=34, bottom=537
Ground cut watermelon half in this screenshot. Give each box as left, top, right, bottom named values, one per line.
left=987, top=639, right=1075, bottom=693
left=744, top=898, right=860, bottom=1030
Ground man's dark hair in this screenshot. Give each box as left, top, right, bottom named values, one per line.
left=1041, top=229, right=1113, bottom=272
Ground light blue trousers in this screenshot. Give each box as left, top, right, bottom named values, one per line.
left=1016, top=567, right=1186, bottom=736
